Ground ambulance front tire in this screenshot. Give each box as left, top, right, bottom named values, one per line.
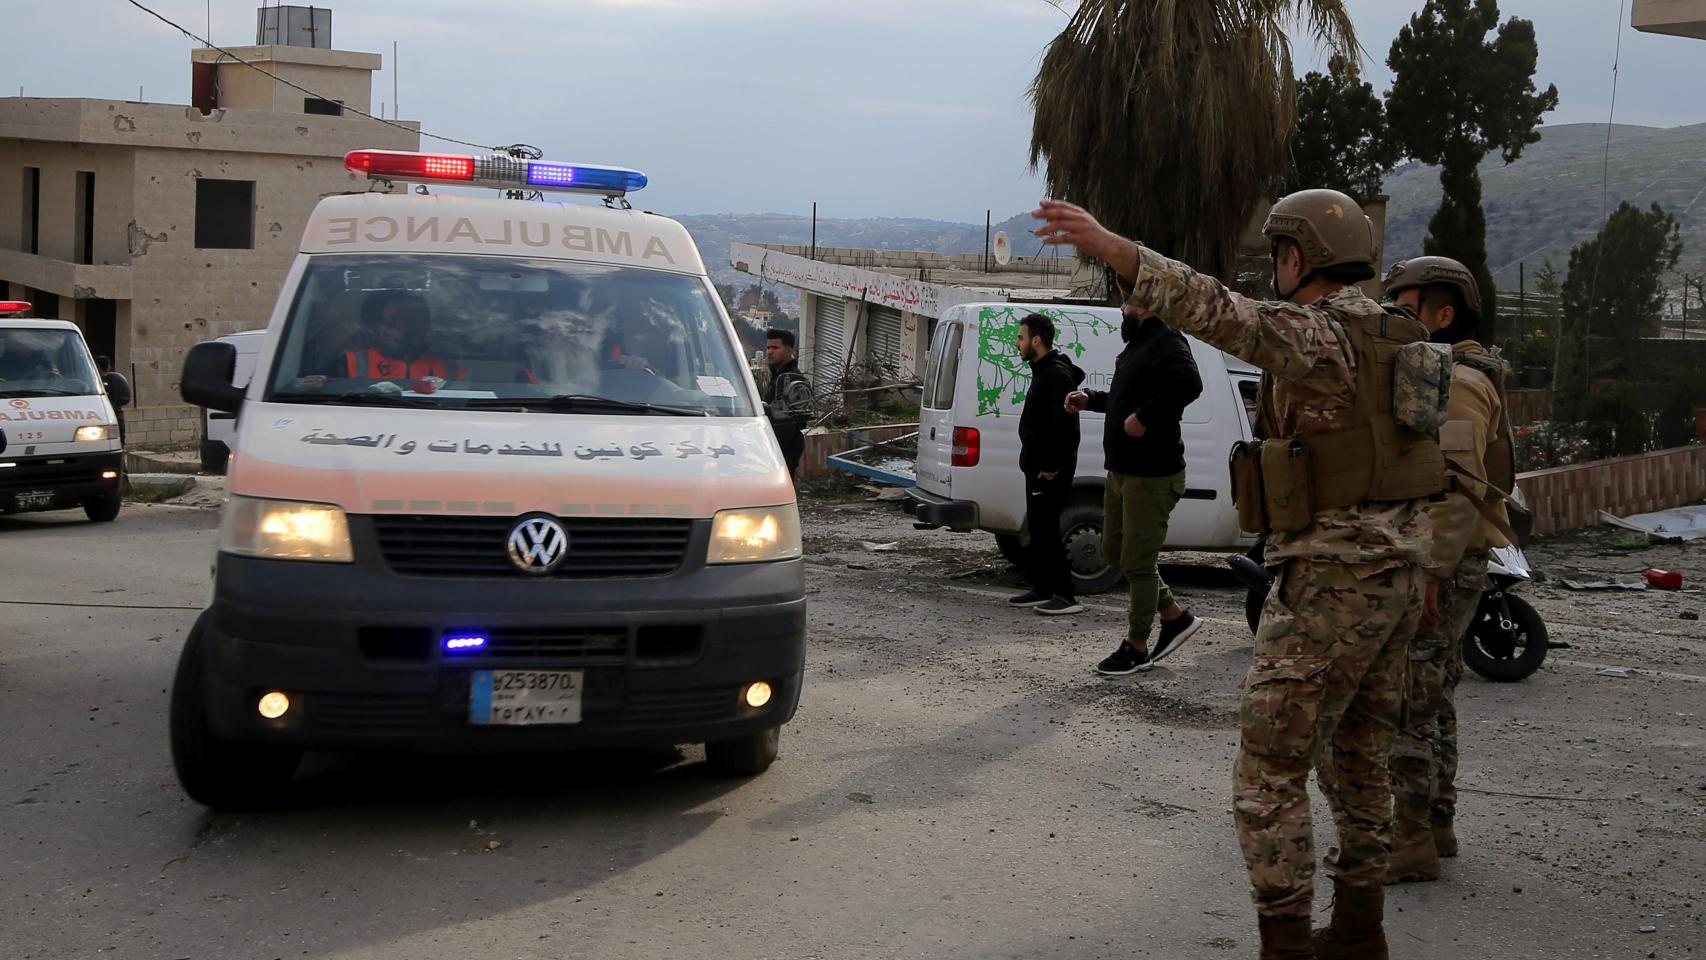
left=704, top=725, right=780, bottom=776
left=170, top=616, right=302, bottom=811
left=84, top=493, right=122, bottom=523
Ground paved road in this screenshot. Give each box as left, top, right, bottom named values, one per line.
left=2, top=500, right=1701, bottom=959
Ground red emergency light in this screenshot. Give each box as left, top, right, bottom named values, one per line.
left=0, top=301, right=33, bottom=316
left=345, top=150, right=475, bottom=181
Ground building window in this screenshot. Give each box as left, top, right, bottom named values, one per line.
left=303, top=97, right=344, bottom=116
left=21, top=167, right=40, bottom=255
left=75, top=171, right=96, bottom=265
left=195, top=179, right=255, bottom=250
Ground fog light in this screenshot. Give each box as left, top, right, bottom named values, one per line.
left=743, top=682, right=773, bottom=708
left=101, top=470, right=119, bottom=479
left=257, top=691, right=291, bottom=719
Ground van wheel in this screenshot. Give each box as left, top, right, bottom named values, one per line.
left=1061, top=500, right=1121, bottom=595
left=199, top=440, right=229, bottom=475
left=84, top=494, right=122, bottom=523
left=994, top=533, right=1026, bottom=569
left=704, top=726, right=780, bottom=776
left=170, top=616, right=301, bottom=810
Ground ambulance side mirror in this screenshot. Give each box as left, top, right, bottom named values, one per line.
left=181, top=341, right=245, bottom=414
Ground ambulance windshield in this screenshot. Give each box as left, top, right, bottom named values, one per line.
left=263, top=254, right=755, bottom=416
left=0, top=328, right=102, bottom=398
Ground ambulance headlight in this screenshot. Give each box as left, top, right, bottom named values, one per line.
left=75, top=425, right=110, bottom=442
left=708, top=505, right=802, bottom=564
left=219, top=495, right=353, bottom=563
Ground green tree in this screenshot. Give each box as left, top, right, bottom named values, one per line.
left=1560, top=201, right=1683, bottom=339
left=1284, top=54, right=1400, bottom=205
left=1386, top=0, right=1558, bottom=346
left=1029, top=1, right=1357, bottom=285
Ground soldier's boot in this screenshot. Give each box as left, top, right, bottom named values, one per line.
left=1385, top=817, right=1441, bottom=884
left=1432, top=815, right=1459, bottom=859
left=1386, top=776, right=1441, bottom=884
left=1257, top=915, right=1314, bottom=960
left=1311, top=879, right=1389, bottom=960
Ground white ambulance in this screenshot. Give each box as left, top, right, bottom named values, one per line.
left=0, top=304, right=125, bottom=522
left=173, top=150, right=803, bottom=809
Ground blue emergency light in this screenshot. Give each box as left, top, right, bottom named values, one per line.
left=347, top=150, right=648, bottom=196
left=444, top=634, right=488, bottom=652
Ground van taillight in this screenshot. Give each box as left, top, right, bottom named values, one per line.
left=951, top=426, right=980, bottom=467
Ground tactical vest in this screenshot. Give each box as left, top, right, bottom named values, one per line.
left=1232, top=307, right=1446, bottom=534
left=1462, top=349, right=1516, bottom=494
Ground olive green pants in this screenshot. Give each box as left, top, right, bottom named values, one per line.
left=1102, top=470, right=1185, bottom=644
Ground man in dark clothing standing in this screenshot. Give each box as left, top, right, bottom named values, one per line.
left=1066, top=304, right=1204, bottom=674
left=97, top=356, right=131, bottom=446
left=1010, top=313, right=1087, bottom=616
left=764, top=329, right=813, bottom=480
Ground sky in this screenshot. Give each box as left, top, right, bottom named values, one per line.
left=7, top=1, right=1706, bottom=220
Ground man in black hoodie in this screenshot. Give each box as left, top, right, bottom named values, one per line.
left=1066, top=303, right=1204, bottom=674
left=1010, top=313, right=1087, bottom=616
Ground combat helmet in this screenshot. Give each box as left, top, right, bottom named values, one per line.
left=1382, top=256, right=1483, bottom=317
left=1261, top=189, right=1378, bottom=273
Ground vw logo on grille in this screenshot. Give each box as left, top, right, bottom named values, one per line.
left=507, top=516, right=569, bottom=574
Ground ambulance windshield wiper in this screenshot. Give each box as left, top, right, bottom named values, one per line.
left=0, top=388, right=82, bottom=398
left=277, top=392, right=439, bottom=409
left=465, top=394, right=708, bottom=417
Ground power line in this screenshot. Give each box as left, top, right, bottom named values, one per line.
left=1582, top=0, right=1627, bottom=386
left=123, top=0, right=499, bottom=153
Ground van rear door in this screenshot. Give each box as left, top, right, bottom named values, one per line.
left=915, top=316, right=962, bottom=498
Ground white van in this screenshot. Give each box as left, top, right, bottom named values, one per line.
left=904, top=302, right=1260, bottom=592
left=0, top=306, right=126, bottom=522
left=197, top=329, right=266, bottom=473
left=172, top=150, right=804, bottom=809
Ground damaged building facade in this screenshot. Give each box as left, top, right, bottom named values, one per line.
left=0, top=6, right=417, bottom=448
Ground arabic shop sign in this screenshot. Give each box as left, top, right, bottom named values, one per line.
left=299, top=429, right=739, bottom=462
left=733, top=243, right=948, bottom=318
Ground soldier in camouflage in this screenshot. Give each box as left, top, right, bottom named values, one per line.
left=1382, top=257, right=1514, bottom=881
left=1034, top=190, right=1435, bottom=960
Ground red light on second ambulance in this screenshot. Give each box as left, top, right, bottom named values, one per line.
left=344, top=150, right=475, bottom=181
left=951, top=426, right=980, bottom=467
left=0, top=301, right=32, bottom=315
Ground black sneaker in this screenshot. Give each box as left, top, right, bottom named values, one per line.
left=1036, top=596, right=1085, bottom=616
left=1095, top=642, right=1152, bottom=675
left=1008, top=590, right=1051, bottom=608
left=1151, top=611, right=1201, bottom=663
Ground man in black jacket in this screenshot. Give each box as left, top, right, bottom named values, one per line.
left=1066, top=304, right=1204, bottom=674
left=1010, top=313, right=1087, bottom=615
left=764, top=329, right=812, bottom=479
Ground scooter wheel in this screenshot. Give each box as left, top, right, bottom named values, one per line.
left=1463, top=593, right=1548, bottom=682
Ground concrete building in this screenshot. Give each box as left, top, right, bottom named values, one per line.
left=0, top=5, right=418, bottom=449
left=1633, top=0, right=1706, bottom=39
left=733, top=196, right=1387, bottom=395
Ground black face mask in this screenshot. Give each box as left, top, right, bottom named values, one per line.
left=1121, top=314, right=1143, bottom=342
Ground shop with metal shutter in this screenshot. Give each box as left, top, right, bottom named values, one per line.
left=809, top=295, right=847, bottom=391
left=865, top=305, right=904, bottom=375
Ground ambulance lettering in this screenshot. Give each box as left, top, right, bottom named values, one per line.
left=0, top=409, right=103, bottom=421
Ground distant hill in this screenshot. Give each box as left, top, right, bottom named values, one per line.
left=1383, top=122, right=1706, bottom=286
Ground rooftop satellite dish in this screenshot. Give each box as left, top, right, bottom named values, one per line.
left=992, top=230, right=1012, bottom=266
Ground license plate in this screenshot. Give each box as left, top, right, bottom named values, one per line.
left=15, top=491, right=55, bottom=509
left=469, top=669, right=583, bottom=726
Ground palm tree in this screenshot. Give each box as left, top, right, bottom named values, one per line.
left=1029, top=1, right=1358, bottom=286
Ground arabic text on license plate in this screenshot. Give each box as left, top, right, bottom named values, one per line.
left=469, top=669, right=583, bottom=726
left=16, top=491, right=55, bottom=509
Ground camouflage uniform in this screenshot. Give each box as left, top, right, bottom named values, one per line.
left=1126, top=249, right=1431, bottom=921
left=1390, top=341, right=1511, bottom=872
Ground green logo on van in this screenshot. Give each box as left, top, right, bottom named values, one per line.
left=974, top=306, right=1114, bottom=417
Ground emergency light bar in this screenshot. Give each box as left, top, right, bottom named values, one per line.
left=345, top=150, right=648, bottom=196
left=0, top=301, right=32, bottom=316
